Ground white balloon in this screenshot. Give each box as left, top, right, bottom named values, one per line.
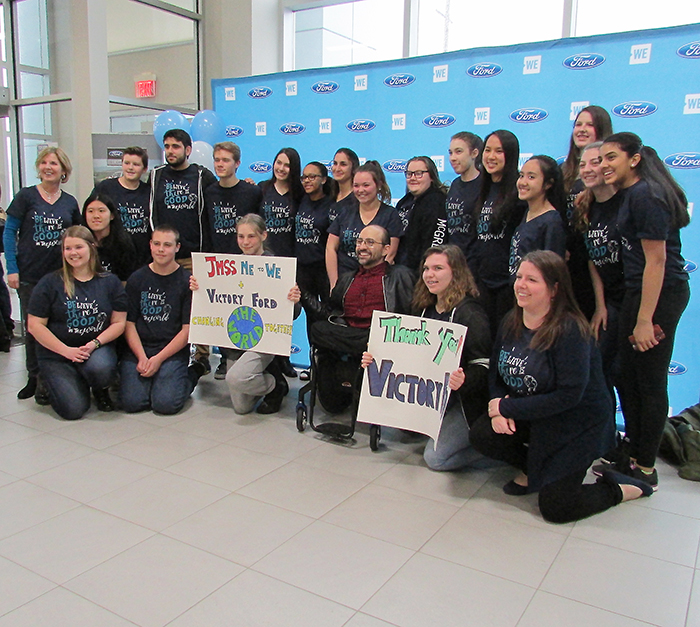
left=189, top=140, right=215, bottom=174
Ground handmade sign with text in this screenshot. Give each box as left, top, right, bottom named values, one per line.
left=189, top=252, right=297, bottom=356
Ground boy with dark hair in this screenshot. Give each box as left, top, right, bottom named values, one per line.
left=95, top=146, right=151, bottom=266
left=119, top=225, right=204, bottom=414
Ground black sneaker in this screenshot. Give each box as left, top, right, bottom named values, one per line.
left=195, top=356, right=211, bottom=376
left=592, top=458, right=632, bottom=477
left=279, top=356, right=298, bottom=378
left=256, top=377, right=289, bottom=414
left=630, top=465, right=659, bottom=491
left=188, top=360, right=207, bottom=381
left=214, top=357, right=227, bottom=380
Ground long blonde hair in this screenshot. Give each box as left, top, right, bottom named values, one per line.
left=61, top=226, right=104, bottom=297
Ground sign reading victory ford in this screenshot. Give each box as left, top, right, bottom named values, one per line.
left=357, top=311, right=466, bottom=442
left=189, top=252, right=297, bottom=356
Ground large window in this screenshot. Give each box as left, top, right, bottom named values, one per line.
left=290, top=0, right=700, bottom=70
left=294, top=0, right=404, bottom=70
left=106, top=0, right=200, bottom=133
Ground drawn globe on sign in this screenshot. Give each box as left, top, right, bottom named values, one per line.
left=227, top=306, right=264, bottom=349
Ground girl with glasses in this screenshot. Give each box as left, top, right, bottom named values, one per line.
left=395, top=156, right=449, bottom=274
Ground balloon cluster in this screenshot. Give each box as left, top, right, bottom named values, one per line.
left=153, top=109, right=225, bottom=175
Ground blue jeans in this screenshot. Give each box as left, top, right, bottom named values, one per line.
left=120, top=354, right=196, bottom=415
left=423, top=401, right=494, bottom=471
left=39, top=345, right=117, bottom=420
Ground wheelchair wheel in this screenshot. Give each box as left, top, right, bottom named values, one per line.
left=296, top=407, right=307, bottom=432
left=369, top=424, right=381, bottom=451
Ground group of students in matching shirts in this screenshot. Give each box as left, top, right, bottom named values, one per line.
left=2, top=105, right=691, bottom=522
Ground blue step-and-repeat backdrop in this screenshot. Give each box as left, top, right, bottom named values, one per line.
left=212, top=22, right=700, bottom=413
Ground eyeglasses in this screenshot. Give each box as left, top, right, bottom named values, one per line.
left=356, top=238, right=385, bottom=247
left=301, top=174, right=322, bottom=181
left=405, top=170, right=428, bottom=179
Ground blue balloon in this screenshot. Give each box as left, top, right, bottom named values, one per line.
left=190, top=110, right=225, bottom=146
left=153, top=110, right=190, bottom=148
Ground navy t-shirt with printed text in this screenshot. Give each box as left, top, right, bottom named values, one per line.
left=585, top=194, right=625, bottom=305
left=446, top=176, right=481, bottom=267
left=508, top=210, right=567, bottom=278
left=204, top=180, right=263, bottom=254
left=328, top=202, right=404, bottom=276
left=261, top=184, right=296, bottom=257
left=28, top=272, right=127, bottom=360
left=94, top=177, right=151, bottom=266
left=617, top=180, right=687, bottom=289
left=6, top=187, right=81, bottom=284
left=125, top=264, right=192, bottom=358
left=295, top=194, right=333, bottom=266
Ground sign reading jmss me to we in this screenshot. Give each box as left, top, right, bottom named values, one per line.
left=189, top=253, right=297, bottom=357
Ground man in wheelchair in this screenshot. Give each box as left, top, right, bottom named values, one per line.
left=303, top=225, right=414, bottom=414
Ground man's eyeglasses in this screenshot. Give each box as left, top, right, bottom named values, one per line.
left=356, top=238, right=385, bottom=247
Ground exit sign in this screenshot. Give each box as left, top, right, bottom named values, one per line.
left=135, top=80, right=156, bottom=98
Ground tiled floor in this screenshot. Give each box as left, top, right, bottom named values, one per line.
left=0, top=347, right=699, bottom=626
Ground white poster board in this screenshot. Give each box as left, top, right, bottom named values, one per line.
left=188, top=252, right=297, bottom=356
left=357, top=310, right=466, bottom=442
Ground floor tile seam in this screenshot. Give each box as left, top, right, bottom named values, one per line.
left=0, top=527, right=159, bottom=588
left=0, top=498, right=82, bottom=542
left=240, top=565, right=365, bottom=612
left=355, top=551, right=537, bottom=622
left=46, top=423, right=162, bottom=452
left=0, top=416, right=45, bottom=438
left=23, top=464, right=161, bottom=506
left=0, top=400, right=41, bottom=420
left=0, top=438, right=97, bottom=478
left=160, top=510, right=316, bottom=571
left=341, top=610, right=403, bottom=627
left=627, top=498, right=700, bottom=521
left=314, top=516, right=432, bottom=552
left=226, top=484, right=354, bottom=525
left=52, top=584, right=143, bottom=626
left=366, top=475, right=482, bottom=507
left=100, top=434, right=223, bottom=470
left=564, top=529, right=700, bottom=569
left=414, top=543, right=556, bottom=589
left=683, top=568, right=698, bottom=627
left=0, top=584, right=60, bottom=622
left=513, top=590, right=665, bottom=627
left=289, top=452, right=403, bottom=482
left=458, top=498, right=573, bottom=536
left=161, top=567, right=256, bottom=626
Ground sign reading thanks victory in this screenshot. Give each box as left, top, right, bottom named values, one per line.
left=189, top=252, right=297, bottom=356
left=357, top=311, right=466, bottom=441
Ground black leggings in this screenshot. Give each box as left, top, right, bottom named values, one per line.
left=616, top=281, right=690, bottom=468
left=470, top=416, right=622, bottom=524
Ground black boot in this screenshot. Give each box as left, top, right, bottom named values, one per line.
left=18, top=376, right=37, bottom=399
left=279, top=355, right=298, bottom=378
left=257, top=360, right=289, bottom=414
left=34, top=378, right=50, bottom=406
left=93, top=387, right=114, bottom=412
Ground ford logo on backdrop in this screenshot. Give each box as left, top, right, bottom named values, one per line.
left=613, top=101, right=657, bottom=118
left=248, top=86, right=272, bottom=99
left=422, top=113, right=456, bottom=128
left=249, top=161, right=272, bottom=173
left=225, top=125, right=243, bottom=137
left=664, top=153, right=700, bottom=169
left=383, top=73, right=416, bottom=88
left=346, top=119, right=376, bottom=133
left=466, top=62, right=503, bottom=78
left=668, top=361, right=688, bottom=376
left=677, top=42, right=700, bottom=58
left=510, top=108, right=548, bottom=123
left=562, top=53, right=605, bottom=69
left=318, top=160, right=333, bottom=170
left=279, top=122, right=305, bottom=135
left=382, top=159, right=408, bottom=173
left=684, top=260, right=698, bottom=273
left=311, top=80, right=339, bottom=94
